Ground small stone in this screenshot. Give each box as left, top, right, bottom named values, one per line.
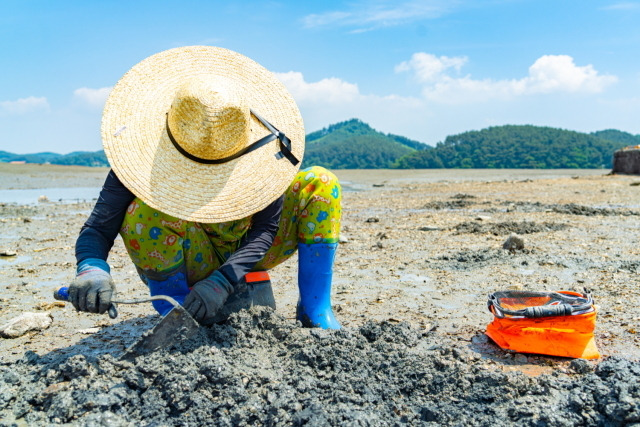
left=503, top=233, right=525, bottom=251
left=77, top=328, right=101, bottom=334
left=0, top=249, right=17, bottom=257
left=42, top=381, right=71, bottom=396
left=339, top=234, right=349, bottom=243
left=514, top=354, right=528, bottom=364
left=419, top=226, right=440, bottom=231
left=1, top=312, right=53, bottom=338
left=38, top=195, right=49, bottom=203
left=366, top=217, right=380, bottom=223
left=311, top=329, right=331, bottom=340
left=569, top=359, right=594, bottom=374
left=34, top=301, right=65, bottom=311
left=472, top=334, right=488, bottom=344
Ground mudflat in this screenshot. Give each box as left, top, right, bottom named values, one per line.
left=1, top=163, right=639, bottom=425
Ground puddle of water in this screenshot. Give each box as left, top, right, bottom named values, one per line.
left=34, top=273, right=71, bottom=290
left=432, top=293, right=478, bottom=310
left=0, top=187, right=100, bottom=205
left=433, top=300, right=463, bottom=310
left=399, top=274, right=435, bottom=294
left=340, top=180, right=367, bottom=192
left=399, top=273, right=432, bottom=284
left=0, top=255, right=32, bottom=265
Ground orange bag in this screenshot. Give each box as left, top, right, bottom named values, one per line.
left=485, top=289, right=600, bottom=359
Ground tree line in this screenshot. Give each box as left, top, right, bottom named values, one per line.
left=3, top=121, right=638, bottom=169
left=394, top=125, right=633, bottom=169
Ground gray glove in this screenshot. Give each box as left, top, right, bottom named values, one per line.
left=69, top=259, right=115, bottom=314
left=184, top=270, right=233, bottom=326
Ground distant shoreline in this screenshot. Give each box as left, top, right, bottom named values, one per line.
left=0, top=163, right=611, bottom=191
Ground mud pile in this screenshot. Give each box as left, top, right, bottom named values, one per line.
left=498, top=200, right=640, bottom=216
left=1, top=307, right=639, bottom=426
left=453, top=220, right=568, bottom=235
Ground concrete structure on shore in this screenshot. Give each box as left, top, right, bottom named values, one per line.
left=612, top=146, right=640, bottom=175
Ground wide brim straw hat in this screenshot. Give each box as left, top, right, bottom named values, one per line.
left=101, top=45, right=304, bottom=223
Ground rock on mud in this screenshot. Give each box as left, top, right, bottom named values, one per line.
left=503, top=233, right=525, bottom=251
left=0, top=312, right=53, bottom=338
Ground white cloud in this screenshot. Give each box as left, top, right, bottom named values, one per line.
left=394, top=53, right=467, bottom=83
left=302, top=0, right=454, bottom=31
left=396, top=53, right=618, bottom=103
left=522, top=55, right=617, bottom=94
left=0, top=96, right=49, bottom=115
left=601, top=2, right=640, bottom=10
left=275, top=71, right=423, bottom=137
left=73, top=87, right=112, bottom=108
left=275, top=72, right=361, bottom=103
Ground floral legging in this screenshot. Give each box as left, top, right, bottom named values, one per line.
left=119, top=166, right=341, bottom=284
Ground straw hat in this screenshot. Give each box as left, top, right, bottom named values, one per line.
left=101, top=46, right=304, bottom=223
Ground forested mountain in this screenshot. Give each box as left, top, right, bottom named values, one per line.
left=2, top=121, right=638, bottom=169
left=394, top=125, right=634, bottom=169
left=0, top=150, right=109, bottom=166
left=591, top=129, right=640, bottom=147
left=302, top=119, right=427, bottom=169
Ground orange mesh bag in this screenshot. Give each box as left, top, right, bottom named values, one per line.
left=485, top=289, right=599, bottom=359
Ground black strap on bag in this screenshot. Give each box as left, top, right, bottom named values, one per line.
left=488, top=288, right=594, bottom=318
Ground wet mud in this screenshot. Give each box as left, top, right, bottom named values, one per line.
left=453, top=220, right=569, bottom=235
left=1, top=307, right=639, bottom=426
left=499, top=201, right=640, bottom=216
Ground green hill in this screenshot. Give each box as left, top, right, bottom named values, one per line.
left=394, top=125, right=634, bottom=169
left=2, top=121, right=637, bottom=169
left=302, top=119, right=427, bottom=169
left=50, top=151, right=109, bottom=167
left=0, top=150, right=108, bottom=166
left=591, top=129, right=640, bottom=147
left=0, top=151, right=63, bottom=164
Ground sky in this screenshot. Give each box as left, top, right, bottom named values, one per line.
left=1, top=0, right=640, bottom=154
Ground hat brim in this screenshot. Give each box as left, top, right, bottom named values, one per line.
left=101, top=46, right=304, bottom=223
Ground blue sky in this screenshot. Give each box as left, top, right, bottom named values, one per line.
left=2, top=0, right=639, bottom=154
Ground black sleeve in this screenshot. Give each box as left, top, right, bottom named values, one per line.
left=75, top=170, right=136, bottom=264
left=217, top=195, right=284, bottom=285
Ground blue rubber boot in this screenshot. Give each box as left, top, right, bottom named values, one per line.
left=141, top=266, right=191, bottom=316
left=296, top=243, right=341, bottom=329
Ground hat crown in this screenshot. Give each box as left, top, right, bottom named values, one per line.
left=167, top=77, right=250, bottom=160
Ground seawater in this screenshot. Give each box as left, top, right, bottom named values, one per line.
left=0, top=187, right=101, bottom=205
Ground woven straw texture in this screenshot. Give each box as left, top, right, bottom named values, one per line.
left=101, top=46, right=304, bottom=223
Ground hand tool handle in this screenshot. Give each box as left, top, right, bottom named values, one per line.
left=523, top=304, right=573, bottom=318
left=54, top=286, right=118, bottom=319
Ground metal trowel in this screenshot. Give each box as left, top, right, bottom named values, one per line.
left=54, top=287, right=200, bottom=359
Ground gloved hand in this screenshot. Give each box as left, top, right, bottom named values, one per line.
left=184, top=270, right=233, bottom=326
left=69, top=258, right=115, bottom=314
